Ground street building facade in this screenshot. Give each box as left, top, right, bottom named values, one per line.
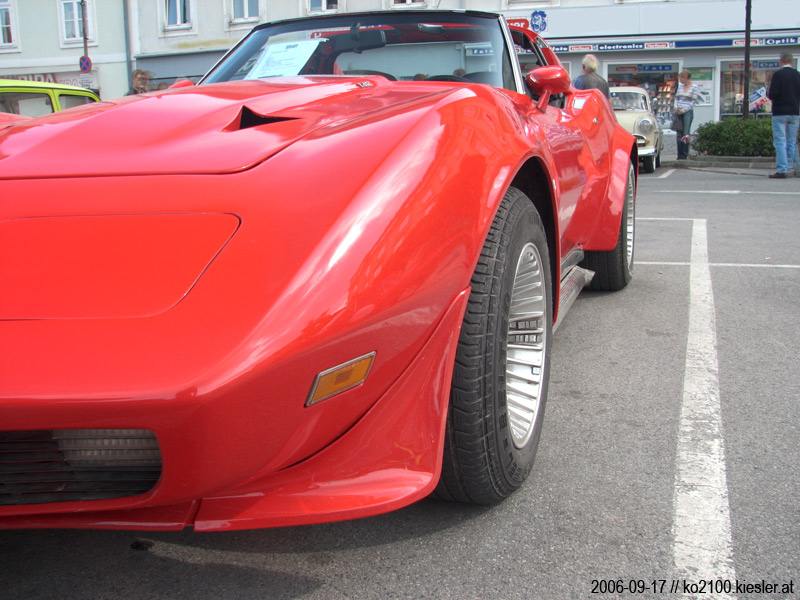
left=0, top=0, right=129, bottom=99
left=0, top=0, right=798, bottom=122
left=497, top=0, right=799, bottom=129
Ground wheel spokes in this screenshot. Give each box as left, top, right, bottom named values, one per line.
left=505, top=243, right=548, bottom=449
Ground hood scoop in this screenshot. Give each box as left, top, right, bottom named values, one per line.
left=227, top=106, right=298, bottom=132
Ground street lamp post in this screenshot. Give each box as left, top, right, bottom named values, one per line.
left=742, top=0, right=752, bottom=119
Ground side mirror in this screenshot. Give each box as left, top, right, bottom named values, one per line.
left=525, top=66, right=571, bottom=96
left=169, top=79, right=195, bottom=89
left=525, top=66, right=571, bottom=111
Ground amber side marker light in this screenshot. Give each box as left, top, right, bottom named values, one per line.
left=306, top=352, right=376, bottom=406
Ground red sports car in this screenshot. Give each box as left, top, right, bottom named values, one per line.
left=0, top=111, right=30, bottom=129
left=0, top=10, right=636, bottom=531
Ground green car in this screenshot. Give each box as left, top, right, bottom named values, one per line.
left=0, top=79, right=99, bottom=117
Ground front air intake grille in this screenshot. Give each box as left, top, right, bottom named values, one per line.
left=0, top=429, right=162, bottom=506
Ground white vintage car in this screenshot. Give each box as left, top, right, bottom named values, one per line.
left=609, top=86, right=663, bottom=173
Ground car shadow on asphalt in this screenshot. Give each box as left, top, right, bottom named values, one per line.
left=0, top=498, right=494, bottom=599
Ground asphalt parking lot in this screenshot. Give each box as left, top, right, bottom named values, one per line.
left=1, top=167, right=798, bottom=600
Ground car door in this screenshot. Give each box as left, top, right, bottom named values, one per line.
left=559, top=88, right=615, bottom=250
left=511, top=28, right=614, bottom=263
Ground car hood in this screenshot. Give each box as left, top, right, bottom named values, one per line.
left=0, top=77, right=445, bottom=179
left=613, top=109, right=657, bottom=129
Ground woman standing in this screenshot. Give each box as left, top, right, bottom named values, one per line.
left=674, top=70, right=702, bottom=159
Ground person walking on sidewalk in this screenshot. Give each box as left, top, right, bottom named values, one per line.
left=573, top=54, right=610, bottom=98
left=767, top=51, right=800, bottom=179
left=674, top=70, right=702, bottom=160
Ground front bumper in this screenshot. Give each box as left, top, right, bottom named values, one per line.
left=633, top=134, right=658, bottom=157
left=0, top=290, right=468, bottom=531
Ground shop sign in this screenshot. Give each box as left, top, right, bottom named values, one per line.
left=552, top=35, right=799, bottom=53
left=468, top=45, right=493, bottom=56
left=4, top=73, right=59, bottom=83
left=764, top=37, right=798, bottom=45
left=645, top=42, right=673, bottom=50
left=3, top=71, right=98, bottom=88
left=727, top=61, right=780, bottom=70
left=640, top=64, right=674, bottom=72
left=506, top=18, right=529, bottom=29
left=529, top=11, right=548, bottom=34
left=735, top=37, right=798, bottom=47
left=598, top=42, right=646, bottom=51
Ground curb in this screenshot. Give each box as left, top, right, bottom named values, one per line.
left=686, top=156, right=773, bottom=168
left=661, top=156, right=779, bottom=176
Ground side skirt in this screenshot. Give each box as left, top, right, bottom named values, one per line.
left=554, top=264, right=594, bottom=332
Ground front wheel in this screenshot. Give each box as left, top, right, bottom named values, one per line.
left=435, top=187, right=553, bottom=504
left=642, top=154, right=656, bottom=173
left=580, top=161, right=635, bottom=291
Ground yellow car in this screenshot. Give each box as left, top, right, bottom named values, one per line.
left=609, top=86, right=663, bottom=173
left=0, top=79, right=99, bottom=117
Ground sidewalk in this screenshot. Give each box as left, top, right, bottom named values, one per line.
left=661, top=155, right=777, bottom=177
left=658, top=131, right=782, bottom=177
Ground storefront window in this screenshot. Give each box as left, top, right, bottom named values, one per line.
left=607, top=62, right=679, bottom=128
left=719, top=59, right=783, bottom=119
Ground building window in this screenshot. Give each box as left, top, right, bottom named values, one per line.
left=232, top=0, right=258, bottom=21
left=166, top=0, right=191, bottom=28
left=60, top=0, right=94, bottom=46
left=62, top=1, right=84, bottom=40
left=720, top=59, right=781, bottom=119
left=391, top=0, right=426, bottom=5
left=0, top=0, right=18, bottom=49
left=309, top=0, right=338, bottom=12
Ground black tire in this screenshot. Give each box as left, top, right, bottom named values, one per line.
left=435, top=187, right=552, bottom=504
left=580, top=162, right=635, bottom=291
left=642, top=154, right=656, bottom=173
left=655, top=149, right=662, bottom=168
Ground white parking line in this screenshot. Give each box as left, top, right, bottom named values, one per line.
left=656, top=168, right=676, bottom=179
left=673, top=219, right=736, bottom=598
left=639, top=261, right=800, bottom=269
left=648, top=190, right=800, bottom=196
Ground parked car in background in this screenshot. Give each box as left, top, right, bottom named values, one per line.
left=609, top=86, right=663, bottom=173
left=0, top=10, right=636, bottom=532
left=0, top=79, right=99, bottom=117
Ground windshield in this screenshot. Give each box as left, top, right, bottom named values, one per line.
left=610, top=90, right=649, bottom=111
left=202, top=12, right=516, bottom=90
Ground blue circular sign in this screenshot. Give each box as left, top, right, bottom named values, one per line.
left=79, top=56, right=92, bottom=73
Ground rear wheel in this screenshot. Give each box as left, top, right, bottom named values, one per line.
left=580, top=161, right=635, bottom=291
left=435, top=187, right=552, bottom=504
